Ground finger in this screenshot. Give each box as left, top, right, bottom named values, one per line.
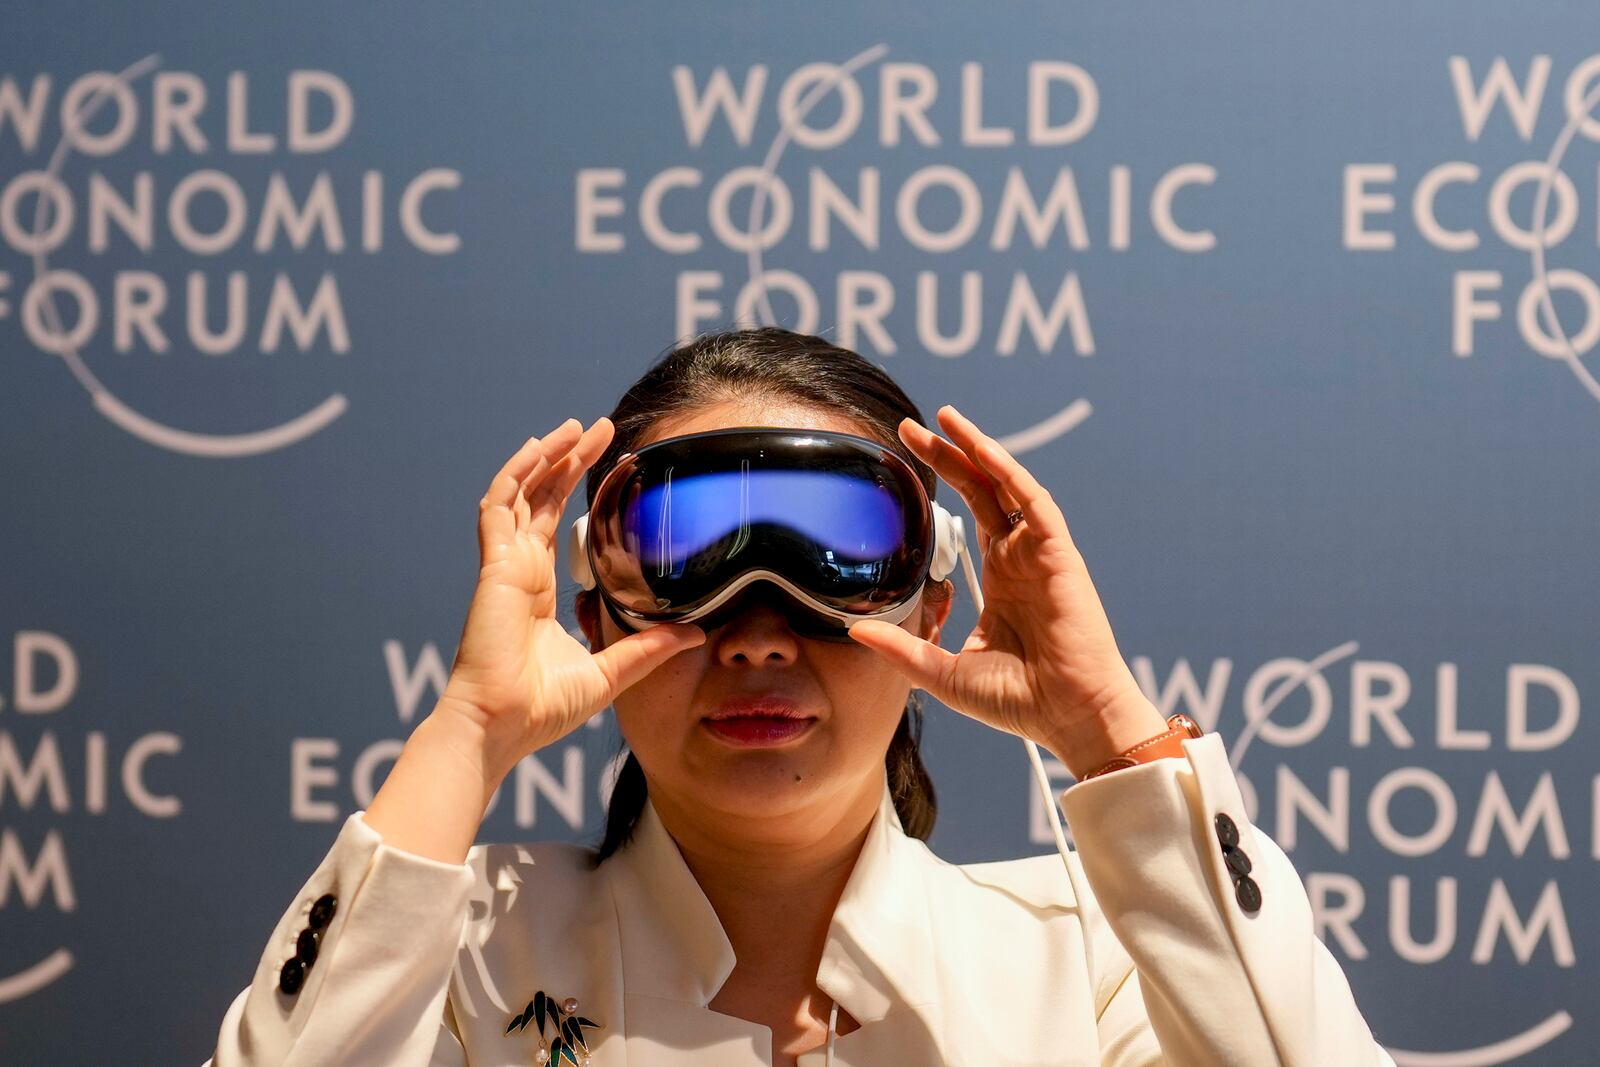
left=485, top=419, right=581, bottom=511
left=480, top=420, right=584, bottom=557
left=847, top=620, right=958, bottom=705
left=590, top=623, right=706, bottom=702
left=897, top=417, right=1011, bottom=538
left=516, top=419, right=591, bottom=503
left=529, top=418, right=616, bottom=540
left=935, top=405, right=1069, bottom=539
left=511, top=478, right=532, bottom=530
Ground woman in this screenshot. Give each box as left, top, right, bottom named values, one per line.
left=209, top=328, right=1393, bottom=1066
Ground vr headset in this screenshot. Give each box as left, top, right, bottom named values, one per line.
left=568, top=427, right=965, bottom=640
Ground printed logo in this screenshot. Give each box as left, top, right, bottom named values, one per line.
left=1342, top=55, right=1600, bottom=408
left=570, top=46, right=1224, bottom=453
left=1, top=631, right=183, bottom=1004
left=0, top=56, right=463, bottom=456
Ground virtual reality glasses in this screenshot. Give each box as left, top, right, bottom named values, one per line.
left=568, top=428, right=965, bottom=640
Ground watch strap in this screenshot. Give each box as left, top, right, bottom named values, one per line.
left=1080, top=713, right=1204, bottom=780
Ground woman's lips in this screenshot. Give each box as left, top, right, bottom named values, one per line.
left=702, top=717, right=815, bottom=746
left=703, top=698, right=815, bottom=747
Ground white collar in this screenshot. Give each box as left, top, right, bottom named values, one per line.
left=603, top=779, right=942, bottom=1024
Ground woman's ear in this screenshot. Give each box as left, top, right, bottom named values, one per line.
left=918, top=579, right=954, bottom=643
left=575, top=590, right=606, bottom=650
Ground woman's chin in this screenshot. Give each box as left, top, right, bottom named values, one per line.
left=677, top=749, right=836, bottom=815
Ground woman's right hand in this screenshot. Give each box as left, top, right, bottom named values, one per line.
left=364, top=418, right=705, bottom=863
left=439, top=417, right=706, bottom=777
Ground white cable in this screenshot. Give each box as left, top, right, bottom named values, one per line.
left=955, top=529, right=1099, bottom=989
left=825, top=998, right=838, bottom=1066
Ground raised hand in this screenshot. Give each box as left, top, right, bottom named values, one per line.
left=365, top=418, right=704, bottom=862
left=846, top=405, right=1166, bottom=778
left=441, top=417, right=705, bottom=771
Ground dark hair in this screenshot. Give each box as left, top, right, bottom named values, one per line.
left=577, top=327, right=948, bottom=863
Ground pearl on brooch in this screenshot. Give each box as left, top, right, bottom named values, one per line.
left=534, top=1047, right=549, bottom=1065
left=562, top=996, right=580, bottom=1014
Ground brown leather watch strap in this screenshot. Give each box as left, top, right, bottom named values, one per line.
left=1080, top=713, right=1204, bottom=780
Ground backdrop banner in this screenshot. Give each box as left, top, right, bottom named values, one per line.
left=3, top=2, right=1597, bottom=1064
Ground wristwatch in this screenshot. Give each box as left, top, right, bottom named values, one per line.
left=1080, top=713, right=1204, bottom=780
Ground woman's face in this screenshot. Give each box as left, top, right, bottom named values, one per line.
left=577, top=398, right=952, bottom=838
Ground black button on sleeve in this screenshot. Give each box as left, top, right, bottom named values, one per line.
left=1213, top=813, right=1240, bottom=849
left=308, top=893, right=338, bottom=930
left=1235, top=874, right=1262, bottom=913
left=278, top=957, right=306, bottom=996
left=296, top=928, right=320, bottom=966
left=1224, top=847, right=1253, bottom=879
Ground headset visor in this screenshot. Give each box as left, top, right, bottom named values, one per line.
left=586, top=428, right=934, bottom=629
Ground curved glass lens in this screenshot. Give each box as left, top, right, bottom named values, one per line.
left=587, top=429, right=932, bottom=625
left=626, top=469, right=907, bottom=575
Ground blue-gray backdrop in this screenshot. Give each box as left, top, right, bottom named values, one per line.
left=3, top=2, right=1597, bottom=1064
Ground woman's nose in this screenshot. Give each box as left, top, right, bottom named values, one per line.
left=711, top=588, right=802, bottom=667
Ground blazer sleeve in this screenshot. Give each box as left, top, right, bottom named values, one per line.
left=206, top=811, right=475, bottom=1067
left=1058, top=733, right=1397, bottom=1067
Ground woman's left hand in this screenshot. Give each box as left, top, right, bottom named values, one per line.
left=847, top=405, right=1168, bottom=778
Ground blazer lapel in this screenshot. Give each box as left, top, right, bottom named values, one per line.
left=607, top=800, right=737, bottom=1004
left=804, top=784, right=945, bottom=1065
left=607, top=801, right=771, bottom=1066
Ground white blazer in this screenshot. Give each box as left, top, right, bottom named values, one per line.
left=208, top=734, right=1396, bottom=1066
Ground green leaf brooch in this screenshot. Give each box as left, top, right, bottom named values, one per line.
left=506, top=990, right=603, bottom=1066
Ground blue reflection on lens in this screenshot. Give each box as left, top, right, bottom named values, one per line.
left=625, top=469, right=905, bottom=575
